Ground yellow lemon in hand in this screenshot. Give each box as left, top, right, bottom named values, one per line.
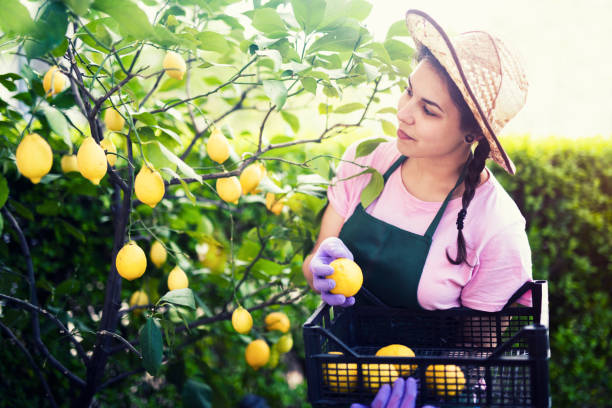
left=328, top=258, right=363, bottom=297
left=135, top=165, right=165, bottom=208
left=206, top=129, right=230, bottom=164
left=163, top=51, right=186, bottom=80
left=323, top=352, right=358, bottom=393
left=129, top=290, right=149, bottom=314
left=231, top=306, right=253, bottom=334
left=265, top=312, right=290, bottom=333
left=240, top=162, right=265, bottom=194
left=167, top=266, right=188, bottom=291
left=425, top=364, right=466, bottom=396
left=61, top=154, right=79, bottom=173
left=150, top=240, right=167, bottom=268
left=245, top=339, right=270, bottom=370
left=100, top=138, right=117, bottom=166
left=43, top=66, right=66, bottom=96
left=16, top=133, right=53, bottom=184
left=104, top=108, right=125, bottom=132
left=375, top=344, right=417, bottom=376
left=116, top=241, right=147, bottom=281
left=77, top=137, right=107, bottom=185
left=216, top=176, right=241, bottom=204
left=265, top=192, right=285, bottom=215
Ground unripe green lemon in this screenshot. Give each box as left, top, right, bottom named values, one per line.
left=275, top=333, right=293, bottom=354
left=216, top=176, right=241, bottom=204
left=43, top=66, right=66, bottom=97
left=100, top=138, right=117, bottom=166
left=16, top=133, right=53, bottom=184
left=116, top=241, right=147, bottom=281
left=245, top=339, right=270, bottom=370
left=163, top=51, right=186, bottom=80
left=167, top=266, right=188, bottom=291
left=150, top=240, right=167, bottom=268
left=135, top=165, right=165, bottom=208
left=104, top=108, right=125, bottom=132
left=61, top=154, right=79, bottom=173
left=77, top=137, right=107, bottom=185
left=267, top=346, right=280, bottom=369
left=206, top=130, right=230, bottom=163
left=231, top=306, right=253, bottom=334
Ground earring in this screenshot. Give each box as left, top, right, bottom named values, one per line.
left=464, top=134, right=475, bottom=143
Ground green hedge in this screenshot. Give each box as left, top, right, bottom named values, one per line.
left=492, top=135, right=612, bottom=408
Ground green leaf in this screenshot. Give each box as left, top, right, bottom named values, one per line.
left=334, top=103, right=365, bottom=114
left=386, top=20, right=410, bottom=39
left=291, top=0, right=325, bottom=34
left=140, top=318, right=163, bottom=376
left=59, top=219, right=85, bottom=242
left=360, top=169, right=383, bottom=209
left=384, top=39, right=414, bottom=62
left=301, top=77, right=317, bottom=94
left=255, top=49, right=282, bottom=72
left=92, top=0, right=153, bottom=39
left=24, top=2, right=69, bottom=60
left=0, top=73, right=21, bottom=92
left=318, top=103, right=331, bottom=115
left=377, top=107, right=397, bottom=115
left=346, top=0, right=372, bottom=21
left=307, top=26, right=360, bottom=53
left=156, top=142, right=202, bottom=183
left=161, top=167, right=195, bottom=203
left=0, top=213, right=3, bottom=234
left=0, top=174, right=8, bottom=210
left=355, top=137, right=388, bottom=158
left=197, top=31, right=229, bottom=53
left=64, top=0, right=93, bottom=16
left=280, top=111, right=300, bottom=133
left=153, top=25, right=181, bottom=47
left=363, top=42, right=392, bottom=66
left=42, top=106, right=71, bottom=149
left=159, top=288, right=196, bottom=310
left=381, top=119, right=396, bottom=136
left=182, top=379, right=212, bottom=408
left=262, top=80, right=287, bottom=110
left=0, top=0, right=33, bottom=35
left=8, top=200, right=33, bottom=221
left=252, top=8, right=287, bottom=38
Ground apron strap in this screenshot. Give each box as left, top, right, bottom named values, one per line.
left=383, top=156, right=408, bottom=182
left=424, top=153, right=473, bottom=239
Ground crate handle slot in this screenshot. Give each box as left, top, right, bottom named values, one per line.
left=313, top=326, right=360, bottom=357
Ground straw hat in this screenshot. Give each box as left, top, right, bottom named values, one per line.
left=405, top=9, right=528, bottom=174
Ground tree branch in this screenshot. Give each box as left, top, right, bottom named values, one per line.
left=0, top=321, right=59, bottom=408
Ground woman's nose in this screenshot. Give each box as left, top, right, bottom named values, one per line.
left=397, top=100, right=416, bottom=125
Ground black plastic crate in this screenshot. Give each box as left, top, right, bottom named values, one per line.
left=303, top=280, right=550, bottom=407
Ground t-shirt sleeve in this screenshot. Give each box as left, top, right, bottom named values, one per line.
left=461, top=222, right=533, bottom=312
left=327, top=142, right=367, bottom=219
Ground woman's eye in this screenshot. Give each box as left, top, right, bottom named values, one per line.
left=424, top=106, right=435, bottom=116
left=405, top=87, right=412, bottom=96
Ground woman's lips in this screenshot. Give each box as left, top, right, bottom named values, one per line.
left=397, top=129, right=414, bottom=140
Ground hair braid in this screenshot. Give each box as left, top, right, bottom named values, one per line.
left=446, top=141, right=491, bottom=265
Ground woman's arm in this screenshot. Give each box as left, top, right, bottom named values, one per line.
left=302, top=204, right=345, bottom=291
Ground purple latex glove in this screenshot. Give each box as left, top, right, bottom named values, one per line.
left=350, top=378, right=438, bottom=408
left=310, top=237, right=355, bottom=307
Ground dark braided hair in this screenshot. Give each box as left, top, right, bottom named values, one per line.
left=417, top=46, right=490, bottom=266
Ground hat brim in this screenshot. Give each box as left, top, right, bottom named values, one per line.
left=405, top=9, right=516, bottom=174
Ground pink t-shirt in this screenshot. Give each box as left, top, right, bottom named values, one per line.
left=328, top=138, right=533, bottom=312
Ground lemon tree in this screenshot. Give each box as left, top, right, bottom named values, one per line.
left=0, top=0, right=414, bottom=406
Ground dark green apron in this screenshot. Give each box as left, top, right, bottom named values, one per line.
left=338, top=155, right=467, bottom=310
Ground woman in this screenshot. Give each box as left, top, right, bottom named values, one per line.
left=303, top=9, right=533, bottom=313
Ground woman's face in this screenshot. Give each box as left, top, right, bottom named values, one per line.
left=396, top=59, right=469, bottom=160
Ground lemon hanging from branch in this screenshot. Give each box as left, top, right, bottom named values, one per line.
left=216, top=176, right=241, bottom=204
left=265, top=311, right=290, bottom=333
left=245, top=339, right=270, bottom=371
left=77, top=137, right=107, bottom=185
left=163, top=51, right=186, bottom=80
left=206, top=129, right=230, bottom=164
left=167, top=266, right=188, bottom=291
left=116, top=241, right=147, bottom=281
left=42, top=66, right=66, bottom=97
left=150, top=240, right=167, bottom=268
left=61, top=154, right=79, bottom=173
left=104, top=108, right=125, bottom=132
left=135, top=165, right=165, bottom=208
left=240, top=162, right=266, bottom=194
left=100, top=138, right=117, bottom=166
left=16, top=133, right=53, bottom=184
left=129, top=290, right=149, bottom=315
left=231, top=306, right=253, bottom=334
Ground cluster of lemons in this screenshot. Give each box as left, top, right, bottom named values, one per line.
left=231, top=307, right=293, bottom=370
left=18, top=52, right=287, bottom=215
left=323, top=345, right=465, bottom=396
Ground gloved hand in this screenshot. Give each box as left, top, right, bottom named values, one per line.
left=310, top=237, right=355, bottom=307
left=350, top=378, right=438, bottom=408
